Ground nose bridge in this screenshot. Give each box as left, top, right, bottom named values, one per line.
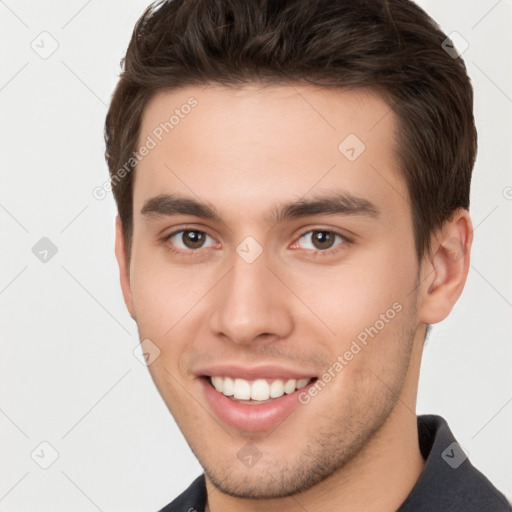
left=209, top=246, right=294, bottom=344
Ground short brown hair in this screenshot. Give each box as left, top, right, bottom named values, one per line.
left=105, top=0, right=477, bottom=261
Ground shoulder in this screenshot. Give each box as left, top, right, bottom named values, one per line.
left=398, top=414, right=512, bottom=511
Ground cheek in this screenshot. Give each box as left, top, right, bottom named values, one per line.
left=284, top=249, right=417, bottom=340
left=129, top=242, right=216, bottom=337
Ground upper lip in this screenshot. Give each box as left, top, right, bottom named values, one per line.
left=194, top=363, right=318, bottom=381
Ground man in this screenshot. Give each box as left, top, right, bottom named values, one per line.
left=104, top=0, right=511, bottom=510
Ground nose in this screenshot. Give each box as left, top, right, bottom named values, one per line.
left=208, top=248, right=295, bottom=346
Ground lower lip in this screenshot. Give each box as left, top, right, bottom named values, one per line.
left=199, top=377, right=317, bottom=432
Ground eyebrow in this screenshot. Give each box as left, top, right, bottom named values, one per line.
left=140, top=192, right=379, bottom=224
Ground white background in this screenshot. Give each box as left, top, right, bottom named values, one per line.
left=0, top=0, right=511, bottom=510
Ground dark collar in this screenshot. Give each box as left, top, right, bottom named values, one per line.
left=397, top=414, right=511, bottom=511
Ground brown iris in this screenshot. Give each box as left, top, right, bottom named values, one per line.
left=310, top=231, right=337, bottom=250
left=180, top=230, right=206, bottom=249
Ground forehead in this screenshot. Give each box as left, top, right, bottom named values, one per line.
left=133, top=84, right=407, bottom=222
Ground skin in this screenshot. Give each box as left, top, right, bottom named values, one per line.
left=115, top=84, right=473, bottom=512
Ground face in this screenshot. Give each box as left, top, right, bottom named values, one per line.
left=121, top=84, right=426, bottom=498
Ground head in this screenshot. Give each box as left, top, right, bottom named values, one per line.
left=106, top=0, right=476, bottom=501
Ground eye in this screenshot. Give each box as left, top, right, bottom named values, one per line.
left=295, top=230, right=346, bottom=252
left=165, top=229, right=216, bottom=251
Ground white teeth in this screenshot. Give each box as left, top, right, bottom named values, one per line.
left=284, top=379, right=297, bottom=394
left=269, top=379, right=285, bottom=399
left=233, top=378, right=251, bottom=400
left=251, top=379, right=270, bottom=401
left=296, top=378, right=310, bottom=389
left=222, top=377, right=234, bottom=396
left=211, top=376, right=223, bottom=393
left=210, top=376, right=313, bottom=401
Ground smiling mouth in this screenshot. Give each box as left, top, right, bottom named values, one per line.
left=205, top=375, right=318, bottom=403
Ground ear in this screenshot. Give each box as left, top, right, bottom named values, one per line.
left=114, top=216, right=136, bottom=320
left=418, top=209, right=473, bottom=324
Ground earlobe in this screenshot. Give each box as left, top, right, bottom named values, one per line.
left=114, top=216, right=136, bottom=320
left=419, top=209, right=473, bottom=324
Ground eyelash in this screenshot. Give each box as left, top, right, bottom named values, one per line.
left=161, top=228, right=351, bottom=257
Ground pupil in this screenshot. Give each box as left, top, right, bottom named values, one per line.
left=314, top=231, right=333, bottom=249
left=184, top=231, right=204, bottom=248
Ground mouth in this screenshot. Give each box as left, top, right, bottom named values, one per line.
left=198, top=373, right=319, bottom=431
left=206, top=375, right=317, bottom=404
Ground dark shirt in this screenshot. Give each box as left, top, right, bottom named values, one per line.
left=159, top=414, right=512, bottom=511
